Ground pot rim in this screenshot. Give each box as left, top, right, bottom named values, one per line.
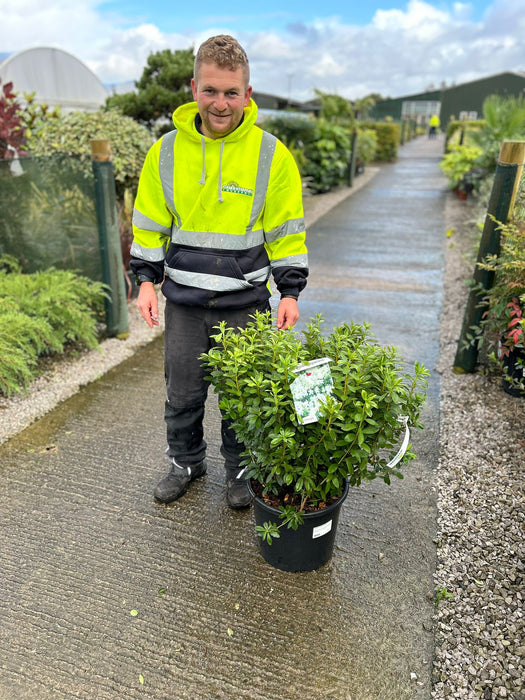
left=247, top=478, right=349, bottom=519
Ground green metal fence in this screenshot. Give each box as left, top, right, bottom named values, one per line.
left=0, top=154, right=102, bottom=280
left=0, top=152, right=128, bottom=337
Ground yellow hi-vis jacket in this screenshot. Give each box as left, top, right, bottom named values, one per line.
left=130, top=99, right=308, bottom=309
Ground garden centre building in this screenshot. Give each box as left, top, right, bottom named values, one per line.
left=370, top=71, right=525, bottom=126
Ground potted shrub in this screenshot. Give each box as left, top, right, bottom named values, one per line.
left=477, top=215, right=525, bottom=397
left=439, top=144, right=483, bottom=199
left=201, top=312, right=429, bottom=571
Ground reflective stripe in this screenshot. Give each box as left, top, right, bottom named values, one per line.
left=133, top=208, right=171, bottom=236
left=171, top=228, right=265, bottom=250
left=165, top=266, right=255, bottom=291
left=248, top=131, right=277, bottom=229
left=130, top=241, right=166, bottom=262
left=159, top=131, right=181, bottom=228
left=245, top=265, right=271, bottom=282
left=264, top=217, right=305, bottom=243
left=269, top=253, right=309, bottom=268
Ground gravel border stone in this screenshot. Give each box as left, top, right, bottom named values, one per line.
left=432, top=193, right=524, bottom=700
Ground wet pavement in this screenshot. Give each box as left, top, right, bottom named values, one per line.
left=0, top=134, right=447, bottom=700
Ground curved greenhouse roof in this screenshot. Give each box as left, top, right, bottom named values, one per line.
left=0, top=47, right=108, bottom=112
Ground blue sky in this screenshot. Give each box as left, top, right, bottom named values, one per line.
left=101, top=0, right=495, bottom=31
left=1, top=0, right=524, bottom=101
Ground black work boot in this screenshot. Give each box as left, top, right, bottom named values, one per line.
left=225, top=466, right=252, bottom=509
left=154, top=459, right=207, bottom=503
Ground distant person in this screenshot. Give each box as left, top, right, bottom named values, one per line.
left=428, top=114, right=440, bottom=139
left=130, top=35, right=308, bottom=509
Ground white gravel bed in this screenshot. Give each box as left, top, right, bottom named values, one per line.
left=432, top=194, right=524, bottom=700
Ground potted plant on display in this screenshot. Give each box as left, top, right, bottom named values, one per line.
left=477, top=215, right=525, bottom=397
left=439, top=144, right=483, bottom=200
left=201, top=312, right=429, bottom=572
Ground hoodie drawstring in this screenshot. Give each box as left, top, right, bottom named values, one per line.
left=198, top=136, right=225, bottom=204
left=199, top=137, right=206, bottom=185
left=218, top=141, right=224, bottom=203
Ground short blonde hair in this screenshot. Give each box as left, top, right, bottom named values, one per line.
left=194, top=35, right=250, bottom=86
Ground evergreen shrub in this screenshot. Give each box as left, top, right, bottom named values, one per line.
left=0, top=256, right=107, bottom=396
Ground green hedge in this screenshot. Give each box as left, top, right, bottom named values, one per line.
left=444, top=120, right=485, bottom=150
left=360, top=122, right=400, bottom=162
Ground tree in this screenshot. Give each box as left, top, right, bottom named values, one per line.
left=314, top=89, right=355, bottom=125
left=354, top=94, right=379, bottom=120
left=106, top=48, right=194, bottom=132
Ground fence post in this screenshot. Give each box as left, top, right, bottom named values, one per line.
left=91, top=140, right=129, bottom=339
left=400, top=119, right=406, bottom=145
left=347, top=129, right=358, bottom=187
left=453, top=140, right=525, bottom=373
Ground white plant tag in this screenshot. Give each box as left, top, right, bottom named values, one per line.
left=290, top=358, right=333, bottom=425
left=312, top=520, right=333, bottom=539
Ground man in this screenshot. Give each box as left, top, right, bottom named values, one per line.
left=428, top=114, right=440, bottom=138
left=130, top=35, right=308, bottom=509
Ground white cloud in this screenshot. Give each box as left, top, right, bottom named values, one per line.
left=373, top=0, right=450, bottom=39
left=1, top=0, right=524, bottom=101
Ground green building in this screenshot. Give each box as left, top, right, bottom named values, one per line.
left=370, top=71, right=525, bottom=126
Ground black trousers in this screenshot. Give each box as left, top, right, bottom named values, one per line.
left=163, top=300, right=270, bottom=470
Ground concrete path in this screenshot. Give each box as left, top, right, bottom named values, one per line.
left=0, top=135, right=447, bottom=700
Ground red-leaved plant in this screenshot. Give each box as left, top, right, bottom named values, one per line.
left=0, top=79, right=27, bottom=159
left=500, top=297, right=524, bottom=356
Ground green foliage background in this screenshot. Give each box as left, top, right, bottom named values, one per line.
left=27, top=108, right=153, bottom=199
left=106, top=48, right=194, bottom=135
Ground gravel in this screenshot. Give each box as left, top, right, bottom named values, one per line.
left=433, top=193, right=524, bottom=700
left=0, top=175, right=523, bottom=699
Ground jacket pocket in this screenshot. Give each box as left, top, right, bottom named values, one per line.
left=166, top=248, right=253, bottom=291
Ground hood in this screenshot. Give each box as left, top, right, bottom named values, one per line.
left=171, top=99, right=259, bottom=202
left=172, top=98, right=258, bottom=142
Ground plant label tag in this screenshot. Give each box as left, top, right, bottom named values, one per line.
left=290, top=357, right=333, bottom=425
left=312, top=520, right=332, bottom=539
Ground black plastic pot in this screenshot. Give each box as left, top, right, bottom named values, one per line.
left=249, top=480, right=349, bottom=572
left=501, top=346, right=525, bottom=397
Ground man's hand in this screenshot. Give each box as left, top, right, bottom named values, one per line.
left=137, top=282, right=159, bottom=328
left=276, top=298, right=299, bottom=330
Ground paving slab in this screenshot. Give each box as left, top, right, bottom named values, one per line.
left=0, top=134, right=447, bottom=700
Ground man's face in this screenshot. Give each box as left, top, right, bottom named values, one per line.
left=192, top=62, right=252, bottom=139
